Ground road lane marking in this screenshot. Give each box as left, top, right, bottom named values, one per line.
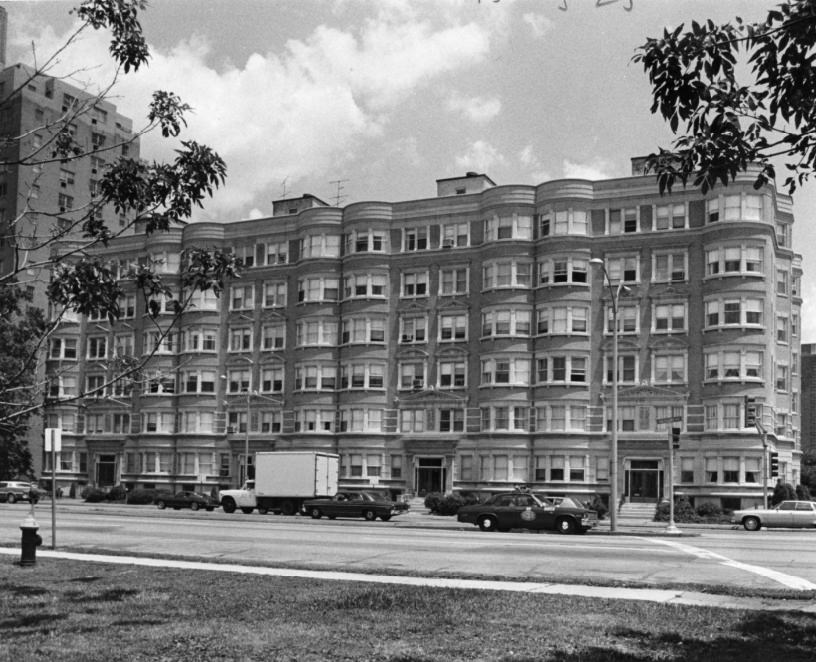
left=650, top=538, right=816, bottom=590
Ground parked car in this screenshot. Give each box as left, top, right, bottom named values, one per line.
left=155, top=491, right=219, bottom=512
left=731, top=500, right=816, bottom=531
left=0, top=481, right=40, bottom=504
left=302, top=491, right=406, bottom=521
left=457, top=491, right=598, bottom=534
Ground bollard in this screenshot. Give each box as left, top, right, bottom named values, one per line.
left=20, top=514, right=42, bottom=567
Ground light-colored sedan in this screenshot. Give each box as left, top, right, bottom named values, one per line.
left=731, top=500, right=816, bottom=531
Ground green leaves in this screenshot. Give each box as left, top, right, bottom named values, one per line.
left=74, top=0, right=150, bottom=72
left=634, top=0, right=816, bottom=194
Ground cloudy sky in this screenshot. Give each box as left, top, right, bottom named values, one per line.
left=7, top=0, right=816, bottom=339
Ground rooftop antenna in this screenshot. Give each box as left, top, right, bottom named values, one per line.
left=329, top=178, right=349, bottom=207
left=280, top=177, right=289, bottom=199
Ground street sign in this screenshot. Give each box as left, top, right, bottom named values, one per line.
left=656, top=416, right=683, bottom=424
left=44, top=428, right=62, bottom=452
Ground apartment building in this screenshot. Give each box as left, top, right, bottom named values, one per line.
left=0, top=52, right=139, bottom=476
left=41, top=161, right=802, bottom=509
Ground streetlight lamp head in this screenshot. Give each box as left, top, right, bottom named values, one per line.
left=589, top=258, right=604, bottom=266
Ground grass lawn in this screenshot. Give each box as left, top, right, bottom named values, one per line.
left=3, top=559, right=816, bottom=662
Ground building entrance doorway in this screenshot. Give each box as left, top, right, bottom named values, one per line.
left=624, top=460, right=663, bottom=502
left=96, top=454, right=117, bottom=487
left=415, top=457, right=445, bottom=496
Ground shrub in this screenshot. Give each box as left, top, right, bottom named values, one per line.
left=796, top=484, right=812, bottom=501
left=695, top=501, right=723, bottom=518
left=126, top=488, right=159, bottom=505
left=655, top=496, right=699, bottom=523
left=771, top=481, right=797, bottom=506
left=586, top=494, right=608, bottom=520
left=107, top=485, right=128, bottom=501
left=82, top=487, right=107, bottom=503
left=423, top=493, right=443, bottom=513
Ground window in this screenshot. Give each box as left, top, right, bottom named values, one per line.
left=401, top=315, right=427, bottom=343
left=776, top=316, right=788, bottom=343
left=481, top=309, right=531, bottom=337
left=652, top=252, right=687, bottom=282
left=707, top=194, right=763, bottom=223
left=481, top=406, right=528, bottom=431
left=745, top=457, right=760, bottom=483
left=181, top=370, right=216, bottom=394
left=338, top=409, right=382, bottom=432
left=605, top=354, right=637, bottom=384
left=705, top=457, right=719, bottom=483
left=704, top=297, right=764, bottom=328
left=439, top=313, right=467, bottom=341
left=296, top=319, right=338, bottom=346
left=439, top=408, right=465, bottom=432
left=261, top=367, right=284, bottom=393
left=438, top=360, right=466, bottom=388
left=606, top=304, right=639, bottom=334
left=340, top=363, right=385, bottom=389
left=776, top=364, right=788, bottom=391
left=706, top=245, right=765, bottom=277
left=537, top=256, right=588, bottom=286
left=230, top=284, right=254, bottom=310
left=182, top=327, right=217, bottom=353
left=403, top=227, right=428, bottom=251
left=188, top=288, right=218, bottom=311
left=607, top=207, right=638, bottom=234
left=539, top=209, right=588, bottom=236
left=227, top=369, right=251, bottom=393
left=87, top=336, right=107, bottom=359
left=402, top=271, right=428, bottom=297
left=483, top=260, right=532, bottom=289
left=606, top=255, right=639, bottom=283
left=653, top=303, right=686, bottom=333
left=144, top=412, right=174, bottom=434
left=342, top=317, right=385, bottom=344
left=536, top=306, right=588, bottom=335
left=85, top=374, right=106, bottom=398
left=400, top=409, right=426, bottom=433
left=300, top=234, right=340, bottom=258
left=262, top=324, right=285, bottom=350
left=777, top=269, right=789, bottom=295
left=49, top=337, right=77, bottom=359
left=229, top=327, right=253, bottom=352
left=704, top=349, right=764, bottom=382
left=653, top=354, right=686, bottom=384
left=439, top=267, right=468, bottom=295
left=484, top=213, right=533, bottom=241
left=680, top=457, right=694, bottom=483
left=343, top=273, right=387, bottom=299
left=723, top=457, right=739, bottom=483
left=536, top=355, right=588, bottom=384
left=144, top=371, right=176, bottom=395
left=264, top=281, right=287, bottom=307
left=260, top=411, right=282, bottom=433
left=399, top=362, right=426, bottom=390
left=260, top=241, right=288, bottom=266
left=295, top=363, right=336, bottom=391
left=345, top=230, right=386, bottom=254
left=440, top=222, right=469, bottom=247
left=654, top=203, right=686, bottom=230
left=480, top=357, right=530, bottom=386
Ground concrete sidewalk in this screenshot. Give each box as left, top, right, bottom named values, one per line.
left=2, top=546, right=814, bottom=614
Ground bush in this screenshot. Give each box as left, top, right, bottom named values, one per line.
left=82, top=487, right=107, bottom=503
left=586, top=494, right=608, bottom=520
left=107, top=485, right=128, bottom=501
left=655, top=496, right=699, bottom=523
left=423, top=492, right=443, bottom=513
left=424, top=491, right=481, bottom=516
left=695, top=502, right=723, bottom=518
left=126, top=488, right=159, bottom=505
left=796, top=484, right=812, bottom=501
left=771, top=481, right=797, bottom=506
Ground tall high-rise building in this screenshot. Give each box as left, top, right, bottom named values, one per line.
left=40, top=160, right=802, bottom=510
left=0, top=58, right=139, bottom=477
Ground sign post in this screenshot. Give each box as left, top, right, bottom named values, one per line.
left=656, top=416, right=683, bottom=534
left=44, top=428, right=61, bottom=549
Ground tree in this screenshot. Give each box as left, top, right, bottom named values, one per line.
left=633, top=0, right=816, bottom=195
left=0, top=1, right=238, bottom=470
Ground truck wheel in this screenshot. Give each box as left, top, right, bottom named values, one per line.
left=281, top=500, right=296, bottom=516
left=221, top=498, right=236, bottom=514
left=257, top=507, right=269, bottom=515
left=310, top=507, right=322, bottom=519
left=241, top=507, right=254, bottom=514
left=363, top=509, right=377, bottom=521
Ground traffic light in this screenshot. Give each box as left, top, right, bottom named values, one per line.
left=744, top=396, right=757, bottom=427
left=769, top=452, right=779, bottom=478
left=671, top=427, right=681, bottom=449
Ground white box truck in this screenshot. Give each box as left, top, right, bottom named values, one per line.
left=219, top=451, right=339, bottom=516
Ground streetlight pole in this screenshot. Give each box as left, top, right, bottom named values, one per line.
left=590, top=259, right=621, bottom=533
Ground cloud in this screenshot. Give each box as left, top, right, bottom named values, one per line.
left=446, top=92, right=501, bottom=123
left=8, top=6, right=492, bottom=219
left=455, top=140, right=507, bottom=172
left=519, top=145, right=552, bottom=183
left=522, top=12, right=553, bottom=39
left=562, top=157, right=617, bottom=180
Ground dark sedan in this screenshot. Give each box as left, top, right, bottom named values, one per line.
left=457, top=491, right=598, bottom=534
left=302, top=491, right=405, bottom=522
left=156, top=491, right=219, bottom=512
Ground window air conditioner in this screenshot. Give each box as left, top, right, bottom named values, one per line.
left=442, top=239, right=454, bottom=248
left=227, top=426, right=236, bottom=434
left=412, top=378, right=424, bottom=389
left=401, top=334, right=413, bottom=342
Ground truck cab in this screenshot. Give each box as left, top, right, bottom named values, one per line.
left=218, top=481, right=259, bottom=514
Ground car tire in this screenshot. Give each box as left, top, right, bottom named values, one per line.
left=258, top=507, right=269, bottom=515
left=191, top=502, right=200, bottom=511
left=478, top=515, right=498, bottom=532
left=221, top=498, right=236, bottom=514
left=363, top=509, right=377, bottom=521
left=7, top=494, right=16, bottom=504
left=380, top=514, right=392, bottom=522
left=281, top=500, right=296, bottom=516
left=156, top=500, right=166, bottom=510
left=310, top=507, right=322, bottom=519
left=743, top=516, right=761, bottom=531
left=241, top=507, right=254, bottom=514
left=556, top=517, right=577, bottom=535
